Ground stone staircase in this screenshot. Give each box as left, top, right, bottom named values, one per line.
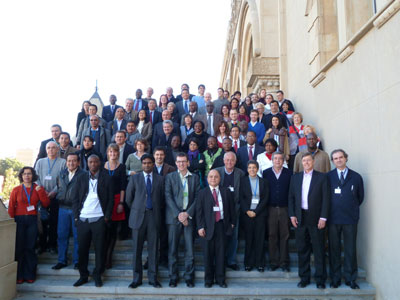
left=15, top=238, right=376, bottom=299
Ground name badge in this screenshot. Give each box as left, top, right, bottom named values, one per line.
left=45, top=175, right=52, bottom=180
left=213, top=207, right=220, bottom=212
left=251, top=197, right=259, bottom=205
left=335, top=188, right=341, bottom=194
left=27, top=205, right=35, bottom=212
left=183, top=192, right=188, bottom=198
left=228, top=186, right=234, bottom=192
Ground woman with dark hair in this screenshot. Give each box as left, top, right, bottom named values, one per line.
left=243, top=96, right=253, bottom=116
left=281, top=100, right=295, bottom=128
left=158, top=94, right=169, bottom=112
left=76, top=100, right=91, bottom=137
left=104, top=144, right=127, bottom=269
left=8, top=167, right=50, bottom=284
left=215, top=120, right=230, bottom=148
left=125, top=138, right=149, bottom=176
left=180, top=114, right=194, bottom=146
left=221, top=104, right=231, bottom=122
left=183, top=120, right=209, bottom=153
left=239, top=160, right=268, bottom=272
left=230, top=98, right=240, bottom=111
left=137, top=109, right=152, bottom=143
left=238, top=104, right=250, bottom=122
left=187, top=138, right=206, bottom=188
left=76, top=135, right=103, bottom=169
left=263, top=115, right=289, bottom=161
left=256, top=138, right=288, bottom=175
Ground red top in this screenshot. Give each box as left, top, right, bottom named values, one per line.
left=8, top=184, right=50, bottom=218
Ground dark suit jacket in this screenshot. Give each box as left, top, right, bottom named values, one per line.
left=108, top=119, right=128, bottom=135
left=146, top=110, right=162, bottom=127
left=239, top=176, right=269, bottom=217
left=80, top=127, right=111, bottom=160
left=175, top=94, right=194, bottom=102
left=288, top=170, right=330, bottom=226
left=215, top=166, right=245, bottom=209
left=102, top=104, right=122, bottom=123
left=165, top=171, right=200, bottom=225
left=125, top=171, right=164, bottom=230
left=176, top=100, right=192, bottom=120
left=201, top=113, right=223, bottom=135
left=327, top=168, right=364, bottom=224
left=133, top=99, right=148, bottom=111
left=71, top=169, right=114, bottom=221
left=121, top=143, right=135, bottom=165
left=152, top=121, right=180, bottom=148
left=237, top=144, right=264, bottom=172
left=196, top=186, right=236, bottom=240
left=56, top=167, right=86, bottom=208
left=154, top=163, right=176, bottom=177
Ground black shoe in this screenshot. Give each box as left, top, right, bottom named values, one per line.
left=270, top=265, right=279, bottom=271
left=73, top=277, right=88, bottom=287
left=204, top=283, right=212, bottom=288
left=218, top=282, right=227, bottom=288
left=297, top=280, right=310, bottom=288
left=330, top=282, right=340, bottom=288
left=227, top=264, right=239, bottom=271
left=94, top=276, right=103, bottom=287
left=150, top=281, right=162, bottom=288
left=257, top=267, right=264, bottom=273
left=74, top=263, right=79, bottom=270
left=143, top=260, right=148, bottom=270
left=37, top=248, right=45, bottom=255
left=245, top=266, right=252, bottom=271
left=49, top=248, right=58, bottom=255
left=186, top=280, right=194, bottom=288
left=316, top=283, right=326, bottom=289
left=128, top=281, right=142, bottom=289
left=281, top=266, right=290, bottom=272
left=169, top=280, right=177, bottom=288
left=52, top=263, right=67, bottom=270
left=346, top=281, right=360, bottom=289
left=159, top=260, right=168, bottom=268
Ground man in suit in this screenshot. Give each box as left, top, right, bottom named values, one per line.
left=165, top=153, right=200, bottom=288
left=102, top=94, right=122, bottom=123
left=262, top=152, right=292, bottom=272
left=181, top=101, right=202, bottom=125
left=124, top=98, right=139, bottom=122
left=237, top=131, right=264, bottom=173
left=146, top=99, right=162, bottom=127
left=125, top=154, right=164, bottom=288
left=71, top=154, right=113, bottom=287
left=197, top=169, right=236, bottom=288
left=58, top=132, right=77, bottom=160
left=215, top=151, right=245, bottom=270
left=264, top=100, right=288, bottom=130
left=204, top=100, right=223, bottom=136
left=328, top=149, right=364, bottom=289
left=230, top=126, right=246, bottom=153
left=36, top=124, right=62, bottom=163
left=80, top=115, right=111, bottom=160
left=175, top=83, right=195, bottom=102
left=152, top=120, right=174, bottom=149
left=76, top=104, right=107, bottom=148
left=198, top=92, right=212, bottom=115
left=153, top=147, right=176, bottom=177
left=52, top=153, right=84, bottom=270
left=115, top=130, right=134, bottom=165
left=152, top=110, right=180, bottom=148
left=133, top=89, right=148, bottom=112
left=276, top=90, right=295, bottom=112
left=166, top=87, right=177, bottom=103
left=176, top=89, right=192, bottom=120
left=288, top=152, right=330, bottom=289
left=108, top=107, right=128, bottom=136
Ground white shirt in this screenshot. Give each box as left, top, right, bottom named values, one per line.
left=337, top=167, right=348, bottom=180
left=137, top=120, right=144, bottom=133
left=256, top=152, right=288, bottom=176
left=68, top=169, right=77, bottom=182
left=116, top=119, right=123, bottom=130
left=272, top=167, right=283, bottom=180
left=207, top=113, right=214, bottom=135
left=301, top=170, right=313, bottom=210
left=80, top=177, right=104, bottom=218
left=179, top=170, right=191, bottom=210
left=209, top=186, right=224, bottom=219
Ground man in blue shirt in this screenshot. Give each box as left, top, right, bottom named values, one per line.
left=248, top=110, right=266, bottom=146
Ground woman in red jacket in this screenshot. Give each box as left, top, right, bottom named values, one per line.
left=8, top=166, right=50, bottom=284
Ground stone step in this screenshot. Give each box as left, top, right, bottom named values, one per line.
left=16, top=277, right=376, bottom=300
left=36, top=263, right=368, bottom=280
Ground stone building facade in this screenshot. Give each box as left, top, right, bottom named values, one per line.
left=220, top=1, right=400, bottom=299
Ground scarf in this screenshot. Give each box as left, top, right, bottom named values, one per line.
left=188, top=150, right=199, bottom=162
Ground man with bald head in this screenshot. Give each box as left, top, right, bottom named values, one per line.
left=80, top=115, right=111, bottom=160
left=102, top=94, right=122, bottom=123
left=196, top=169, right=236, bottom=288
left=35, top=141, right=67, bottom=253
left=202, top=98, right=223, bottom=136
left=76, top=104, right=107, bottom=148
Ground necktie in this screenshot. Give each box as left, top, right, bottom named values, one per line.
left=146, top=174, right=152, bottom=209
left=340, top=171, right=345, bottom=186
left=135, top=100, right=140, bottom=111
left=213, top=188, right=221, bottom=222
left=248, top=146, right=253, bottom=160
left=234, top=140, right=238, bottom=152
left=149, top=111, right=153, bottom=124
left=184, top=100, right=189, bottom=113
left=111, top=105, right=114, bottom=114
left=207, top=115, right=212, bottom=135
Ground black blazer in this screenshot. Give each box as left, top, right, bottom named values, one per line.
left=239, top=176, right=269, bottom=217
left=152, top=121, right=180, bottom=148
left=236, top=144, right=264, bottom=173
left=56, top=168, right=86, bottom=208
left=102, top=104, right=122, bottom=123
left=196, top=186, right=236, bottom=240
left=146, top=110, right=162, bottom=127
left=125, top=171, right=164, bottom=230
left=121, top=143, right=135, bottom=165
left=71, top=169, right=114, bottom=221
left=108, top=119, right=128, bottom=136
left=288, top=170, right=330, bottom=226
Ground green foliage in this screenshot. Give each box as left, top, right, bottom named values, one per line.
left=0, top=158, right=24, bottom=177
left=1, top=168, right=20, bottom=202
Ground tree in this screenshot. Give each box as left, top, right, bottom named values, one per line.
left=0, top=168, right=20, bottom=202
left=0, top=158, right=24, bottom=177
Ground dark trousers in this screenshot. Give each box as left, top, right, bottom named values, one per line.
left=328, top=224, right=358, bottom=283
left=242, top=215, right=266, bottom=268
left=131, top=210, right=159, bottom=284
left=77, top=217, right=106, bottom=279
left=159, top=206, right=168, bottom=264
left=167, top=222, right=194, bottom=281
left=105, top=220, right=122, bottom=268
left=268, top=206, right=290, bottom=267
left=39, top=199, right=59, bottom=250
left=203, top=221, right=226, bottom=284
left=295, top=216, right=327, bottom=283
left=15, top=215, right=38, bottom=280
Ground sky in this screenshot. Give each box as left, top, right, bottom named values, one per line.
left=0, top=0, right=231, bottom=159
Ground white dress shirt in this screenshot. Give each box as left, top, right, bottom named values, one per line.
left=209, top=186, right=224, bottom=219
left=301, top=170, right=313, bottom=210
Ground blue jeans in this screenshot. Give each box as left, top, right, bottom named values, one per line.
left=57, top=207, right=78, bottom=264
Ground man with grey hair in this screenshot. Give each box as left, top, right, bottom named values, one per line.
left=166, top=87, right=176, bottom=103
left=76, top=104, right=107, bottom=149
left=152, top=110, right=180, bottom=148
left=214, top=151, right=245, bottom=270
left=80, top=115, right=111, bottom=160
left=143, top=87, right=155, bottom=102
left=152, top=120, right=174, bottom=149
left=35, top=141, right=67, bottom=254
left=198, top=92, right=212, bottom=115
left=124, top=98, right=139, bottom=122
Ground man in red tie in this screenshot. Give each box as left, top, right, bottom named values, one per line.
left=229, top=126, right=244, bottom=153
left=196, top=170, right=236, bottom=288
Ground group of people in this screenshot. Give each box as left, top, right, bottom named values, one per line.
left=8, top=84, right=364, bottom=291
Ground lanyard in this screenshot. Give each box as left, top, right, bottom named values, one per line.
left=107, top=162, right=115, bottom=176
left=22, top=184, right=34, bottom=205
left=249, top=177, right=259, bottom=198
left=47, top=158, right=58, bottom=175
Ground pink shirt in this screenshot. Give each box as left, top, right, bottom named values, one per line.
left=301, top=170, right=313, bottom=210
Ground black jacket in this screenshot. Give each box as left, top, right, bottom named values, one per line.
left=239, top=176, right=269, bottom=217
left=56, top=167, right=86, bottom=208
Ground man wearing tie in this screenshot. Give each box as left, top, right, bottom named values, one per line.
left=197, top=169, right=236, bottom=288
left=102, top=94, right=122, bottom=123
left=146, top=99, right=162, bottom=127
left=328, top=149, right=364, bottom=289
left=125, top=154, right=164, bottom=288
left=165, top=153, right=200, bottom=288
left=176, top=89, right=192, bottom=120
left=288, top=152, right=330, bottom=289
left=237, top=131, right=264, bottom=173
left=230, top=126, right=246, bottom=153
left=133, top=89, right=148, bottom=112
left=204, top=101, right=222, bottom=137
